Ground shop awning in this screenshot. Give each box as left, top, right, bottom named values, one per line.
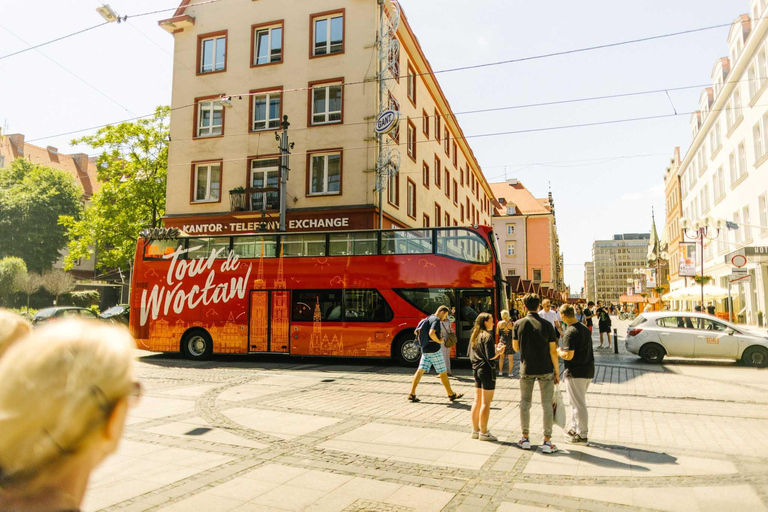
left=619, top=294, right=646, bottom=303
left=506, top=276, right=521, bottom=294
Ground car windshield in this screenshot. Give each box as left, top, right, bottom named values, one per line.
left=35, top=308, right=57, bottom=320
left=629, top=315, right=646, bottom=327
left=101, top=306, right=125, bottom=317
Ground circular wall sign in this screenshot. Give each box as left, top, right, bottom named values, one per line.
left=374, top=110, right=400, bottom=134
left=731, top=254, right=747, bottom=268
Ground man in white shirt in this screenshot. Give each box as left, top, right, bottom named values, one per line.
left=539, top=299, right=562, bottom=338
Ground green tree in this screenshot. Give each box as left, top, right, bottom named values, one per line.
left=14, top=270, right=42, bottom=312
left=60, top=106, right=169, bottom=271
left=0, top=159, right=83, bottom=272
left=41, top=270, right=75, bottom=306
left=0, top=257, right=27, bottom=306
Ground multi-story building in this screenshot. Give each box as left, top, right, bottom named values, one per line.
left=158, top=0, right=494, bottom=235
left=590, top=233, right=651, bottom=304
left=0, top=133, right=99, bottom=277
left=490, top=180, right=564, bottom=291
left=663, top=147, right=684, bottom=294
left=672, top=1, right=768, bottom=323
left=584, top=261, right=595, bottom=303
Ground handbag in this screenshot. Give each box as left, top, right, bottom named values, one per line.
left=552, top=383, right=566, bottom=428
left=445, top=331, right=458, bottom=348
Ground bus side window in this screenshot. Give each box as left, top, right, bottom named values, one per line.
left=233, top=236, right=278, bottom=258
left=283, top=234, right=326, bottom=257
left=186, top=237, right=231, bottom=259
left=145, top=240, right=182, bottom=259
left=292, top=290, right=342, bottom=321
left=329, top=233, right=378, bottom=256
left=381, top=230, right=432, bottom=255
left=343, top=290, right=393, bottom=322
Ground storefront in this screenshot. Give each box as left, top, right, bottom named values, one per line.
left=722, top=247, right=768, bottom=327
left=163, top=207, right=407, bottom=235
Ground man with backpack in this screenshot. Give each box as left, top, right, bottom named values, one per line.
left=408, top=305, right=464, bottom=402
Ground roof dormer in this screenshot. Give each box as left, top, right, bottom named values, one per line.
left=728, top=15, right=752, bottom=65
left=699, top=88, right=714, bottom=118
left=690, top=111, right=702, bottom=139
left=711, top=57, right=731, bottom=97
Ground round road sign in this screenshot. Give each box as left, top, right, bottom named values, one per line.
left=731, top=254, right=747, bottom=268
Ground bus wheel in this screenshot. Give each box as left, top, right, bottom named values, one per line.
left=181, top=329, right=213, bottom=361
left=394, top=333, right=421, bottom=367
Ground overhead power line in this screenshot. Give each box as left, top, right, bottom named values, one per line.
left=0, top=22, right=108, bottom=61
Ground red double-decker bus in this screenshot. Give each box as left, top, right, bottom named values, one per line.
left=129, top=226, right=506, bottom=365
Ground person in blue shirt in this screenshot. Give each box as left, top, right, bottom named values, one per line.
left=408, top=306, right=464, bottom=403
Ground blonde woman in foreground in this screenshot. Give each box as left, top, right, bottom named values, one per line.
left=470, top=312, right=506, bottom=442
left=0, top=319, right=140, bottom=512
left=0, top=308, right=31, bottom=358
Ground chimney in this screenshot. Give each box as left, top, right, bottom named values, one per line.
left=8, top=134, right=25, bottom=157
left=46, top=146, right=59, bottom=163
left=72, top=153, right=89, bottom=175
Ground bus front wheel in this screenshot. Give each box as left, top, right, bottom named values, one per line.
left=181, top=329, right=213, bottom=361
left=394, top=333, right=421, bottom=367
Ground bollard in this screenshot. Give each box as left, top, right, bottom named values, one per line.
left=613, top=328, right=618, bottom=354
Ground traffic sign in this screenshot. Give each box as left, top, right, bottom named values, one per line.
left=731, top=254, right=748, bottom=268
left=731, top=268, right=748, bottom=275
left=730, top=272, right=751, bottom=283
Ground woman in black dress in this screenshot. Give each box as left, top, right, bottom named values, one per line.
left=470, top=312, right=506, bottom=442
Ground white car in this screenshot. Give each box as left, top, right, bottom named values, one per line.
left=625, top=311, right=768, bottom=367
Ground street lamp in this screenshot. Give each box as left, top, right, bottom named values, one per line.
left=681, top=216, right=724, bottom=308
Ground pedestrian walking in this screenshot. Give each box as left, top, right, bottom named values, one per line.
left=539, top=299, right=562, bottom=338
left=596, top=301, right=612, bottom=349
left=513, top=293, right=560, bottom=454
left=583, top=301, right=595, bottom=334
left=0, top=319, right=140, bottom=511
left=440, top=309, right=454, bottom=377
left=496, top=310, right=516, bottom=377
left=707, top=302, right=716, bottom=316
left=574, top=305, right=585, bottom=325
left=408, top=306, right=463, bottom=402
left=557, top=304, right=595, bottom=444
left=470, top=313, right=506, bottom=442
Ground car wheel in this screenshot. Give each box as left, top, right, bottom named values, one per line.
left=394, top=333, right=421, bottom=367
left=639, top=343, right=665, bottom=364
left=741, top=346, right=768, bottom=368
left=181, top=329, right=213, bottom=361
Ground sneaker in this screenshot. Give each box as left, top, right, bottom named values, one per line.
left=479, top=431, right=498, bottom=442
left=541, top=441, right=558, bottom=454
left=471, top=430, right=479, bottom=439
left=567, top=434, right=588, bottom=445
left=565, top=428, right=577, bottom=438
left=517, top=437, right=531, bottom=450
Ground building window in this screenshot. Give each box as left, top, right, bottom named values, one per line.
left=729, top=151, right=737, bottom=184
left=251, top=90, right=281, bottom=131
left=754, top=122, right=764, bottom=161
left=735, top=87, right=743, bottom=119
left=461, top=204, right=465, bottom=222
left=406, top=62, right=416, bottom=105
left=506, top=242, right=516, bottom=256
left=193, top=162, right=222, bottom=202
left=387, top=170, right=399, bottom=206
left=422, top=109, right=429, bottom=137
left=195, top=98, right=223, bottom=137
left=743, top=205, right=753, bottom=240
left=435, top=203, right=441, bottom=227
left=198, top=32, right=226, bottom=74
left=507, top=269, right=516, bottom=276
left=507, top=224, right=515, bottom=235
left=388, top=36, right=400, bottom=83
left=308, top=151, right=341, bottom=196
left=453, top=180, right=458, bottom=205
left=310, top=81, right=343, bottom=125
left=250, top=158, right=280, bottom=211
left=759, top=193, right=768, bottom=232
left=533, top=269, right=542, bottom=282
left=445, top=212, right=450, bottom=227
left=734, top=211, right=742, bottom=243
left=443, top=128, right=450, bottom=156
left=434, top=156, right=441, bottom=188
left=749, top=65, right=758, bottom=100
left=434, top=111, right=441, bottom=142
left=311, top=11, right=344, bottom=57
left=422, top=162, right=430, bottom=189
left=452, top=142, right=457, bottom=167
left=406, top=179, right=416, bottom=218
left=422, top=214, right=430, bottom=228
left=407, top=119, right=416, bottom=161
left=388, top=94, right=400, bottom=141
left=738, top=140, right=747, bottom=180
left=252, top=22, right=283, bottom=66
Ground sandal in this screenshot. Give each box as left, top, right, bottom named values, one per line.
left=408, top=394, right=420, bottom=402
left=448, top=393, right=464, bottom=401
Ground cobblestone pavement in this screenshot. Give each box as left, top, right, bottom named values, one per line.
left=84, top=320, right=768, bottom=512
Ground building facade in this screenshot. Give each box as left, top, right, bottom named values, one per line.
left=158, top=0, right=495, bottom=235
left=672, top=1, right=768, bottom=323
left=584, top=261, right=595, bottom=303
left=663, top=147, right=684, bottom=293
left=0, top=133, right=99, bottom=277
left=590, top=233, right=651, bottom=304
left=490, top=180, right=564, bottom=291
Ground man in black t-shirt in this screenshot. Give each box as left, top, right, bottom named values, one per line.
left=408, top=306, right=463, bottom=403
left=557, top=304, right=595, bottom=444
left=513, top=293, right=559, bottom=454
left=583, top=302, right=595, bottom=334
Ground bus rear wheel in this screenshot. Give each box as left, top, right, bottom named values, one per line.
left=394, top=333, right=421, bottom=367
left=181, top=329, right=213, bottom=361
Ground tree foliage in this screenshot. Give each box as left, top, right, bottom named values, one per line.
left=0, top=257, right=28, bottom=306
left=14, top=271, right=42, bottom=312
left=41, top=270, right=75, bottom=305
left=61, top=106, right=169, bottom=271
left=0, top=159, right=83, bottom=272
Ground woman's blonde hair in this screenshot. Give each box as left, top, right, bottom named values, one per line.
left=0, top=319, right=136, bottom=494
left=500, top=310, right=510, bottom=321
left=470, top=312, right=493, bottom=346
left=0, top=309, right=31, bottom=359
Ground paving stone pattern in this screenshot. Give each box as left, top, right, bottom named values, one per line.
left=83, top=331, right=768, bottom=512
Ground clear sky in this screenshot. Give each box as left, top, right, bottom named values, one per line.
left=0, top=0, right=748, bottom=291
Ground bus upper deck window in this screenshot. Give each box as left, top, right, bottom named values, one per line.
left=381, top=230, right=432, bottom=255
left=329, top=232, right=378, bottom=256
left=144, top=240, right=182, bottom=259
left=282, top=234, right=326, bottom=257
left=186, top=237, right=231, bottom=259
left=233, top=236, right=278, bottom=258
left=436, top=229, right=491, bottom=264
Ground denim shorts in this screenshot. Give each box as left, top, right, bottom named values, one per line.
left=419, top=351, right=447, bottom=374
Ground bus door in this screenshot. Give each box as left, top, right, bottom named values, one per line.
left=249, top=290, right=290, bottom=353
left=456, top=289, right=494, bottom=357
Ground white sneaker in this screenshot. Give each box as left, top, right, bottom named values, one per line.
left=541, top=441, right=558, bottom=454
left=471, top=430, right=479, bottom=439
left=517, top=437, right=531, bottom=450
left=479, top=431, right=498, bottom=442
